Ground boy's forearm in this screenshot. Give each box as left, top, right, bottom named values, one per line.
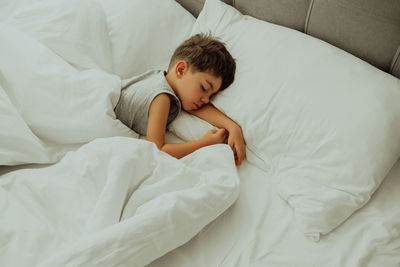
left=189, top=103, right=239, bottom=132
left=161, top=139, right=206, bottom=159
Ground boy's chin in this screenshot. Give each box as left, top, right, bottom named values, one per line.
left=183, top=104, right=197, bottom=111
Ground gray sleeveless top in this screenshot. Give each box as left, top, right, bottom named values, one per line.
left=115, top=70, right=181, bottom=136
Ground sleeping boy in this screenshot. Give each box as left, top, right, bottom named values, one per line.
left=115, top=33, right=245, bottom=166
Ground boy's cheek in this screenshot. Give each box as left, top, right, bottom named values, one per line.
left=181, top=103, right=191, bottom=111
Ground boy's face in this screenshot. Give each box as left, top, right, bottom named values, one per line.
left=173, top=61, right=222, bottom=111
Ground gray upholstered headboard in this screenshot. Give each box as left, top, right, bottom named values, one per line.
left=176, top=0, right=400, bottom=79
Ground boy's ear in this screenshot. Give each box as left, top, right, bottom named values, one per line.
left=175, top=60, right=188, bottom=78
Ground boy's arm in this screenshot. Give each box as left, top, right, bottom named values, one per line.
left=147, top=94, right=227, bottom=159
left=188, top=103, right=246, bottom=166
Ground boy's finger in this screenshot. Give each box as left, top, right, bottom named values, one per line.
left=227, top=141, right=235, bottom=152
left=235, top=154, right=242, bottom=166
left=235, top=157, right=241, bottom=166
left=236, top=148, right=244, bottom=163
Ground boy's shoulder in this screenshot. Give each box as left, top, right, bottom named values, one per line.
left=115, top=69, right=181, bottom=135
left=120, top=70, right=178, bottom=106
left=121, top=69, right=164, bottom=90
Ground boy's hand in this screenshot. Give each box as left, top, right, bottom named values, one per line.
left=227, top=126, right=246, bottom=166
left=201, top=128, right=228, bottom=146
left=188, top=103, right=245, bottom=166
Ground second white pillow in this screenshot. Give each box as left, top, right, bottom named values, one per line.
left=99, top=0, right=195, bottom=79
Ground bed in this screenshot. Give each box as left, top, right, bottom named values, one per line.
left=0, top=0, right=399, bottom=266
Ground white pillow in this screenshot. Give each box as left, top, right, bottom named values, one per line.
left=98, top=0, right=195, bottom=79
left=5, top=0, right=113, bottom=72
left=0, top=24, right=137, bottom=150
left=170, top=0, right=400, bottom=241
left=169, top=111, right=215, bottom=141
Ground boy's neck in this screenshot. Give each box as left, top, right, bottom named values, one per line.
left=164, top=71, right=178, bottom=95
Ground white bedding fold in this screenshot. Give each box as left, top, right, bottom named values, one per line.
left=0, top=23, right=136, bottom=166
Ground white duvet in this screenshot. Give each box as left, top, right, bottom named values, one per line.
left=0, top=138, right=239, bottom=266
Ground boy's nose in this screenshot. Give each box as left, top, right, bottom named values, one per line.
left=202, top=96, right=209, bottom=103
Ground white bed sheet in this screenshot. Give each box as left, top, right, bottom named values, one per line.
left=149, top=148, right=400, bottom=267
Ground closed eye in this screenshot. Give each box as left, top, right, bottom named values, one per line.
left=201, top=85, right=207, bottom=91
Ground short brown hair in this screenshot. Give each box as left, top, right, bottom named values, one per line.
left=168, top=33, right=236, bottom=91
